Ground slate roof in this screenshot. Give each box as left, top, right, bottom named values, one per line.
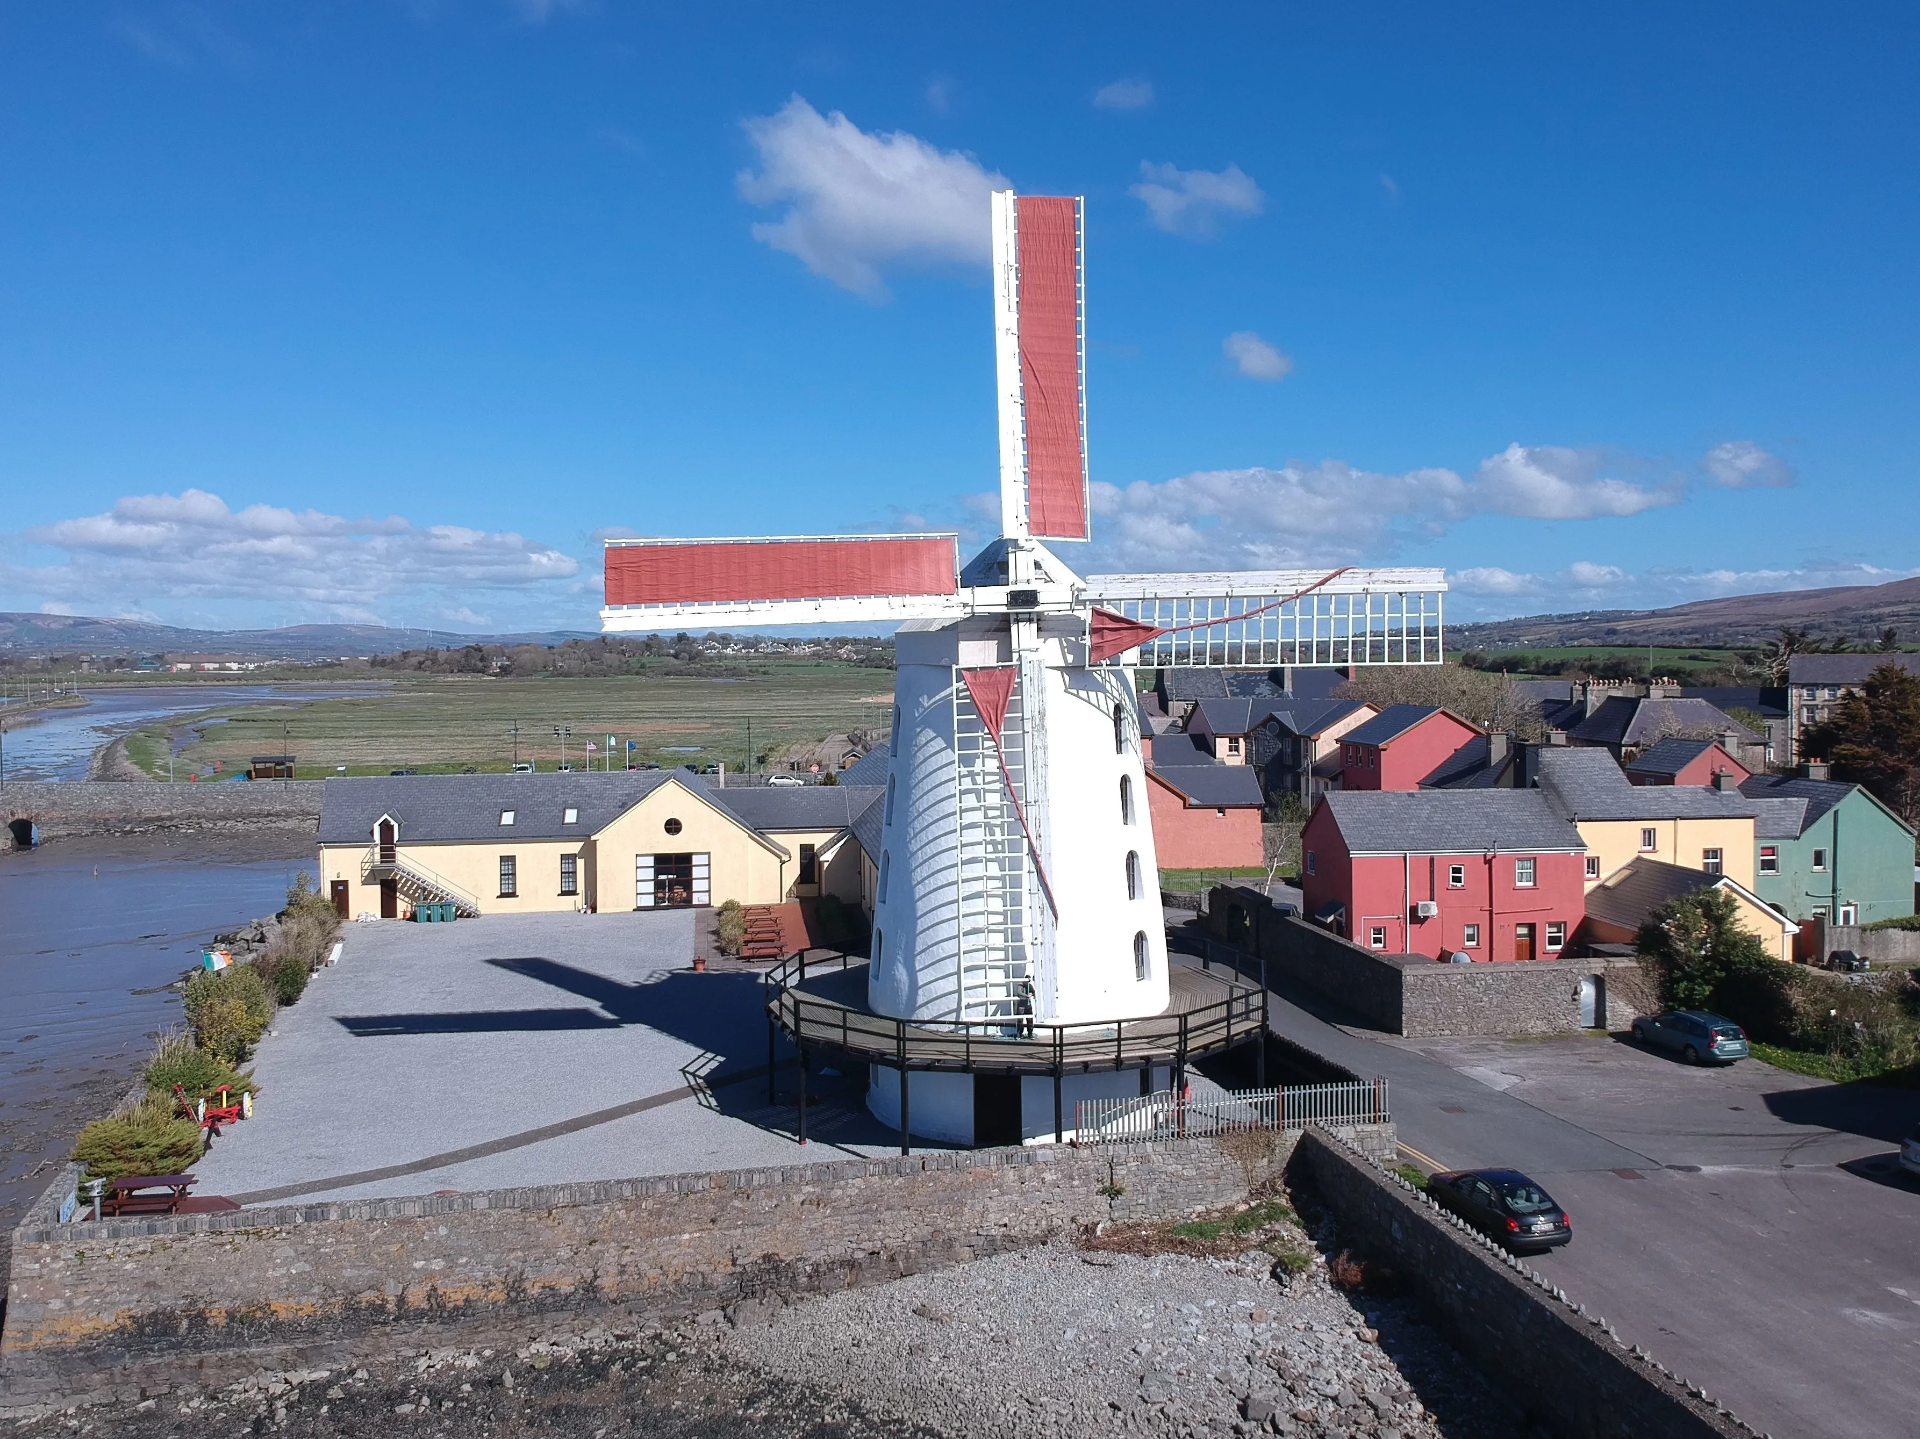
left=319, top=771, right=680, bottom=845
left=1749, top=796, right=1811, bottom=840
left=1737, top=773, right=1913, bottom=836
left=1418, top=735, right=1517, bottom=790
left=1262, top=698, right=1368, bottom=738
left=1282, top=668, right=1350, bottom=701
left=1150, top=734, right=1216, bottom=767
left=1532, top=746, right=1759, bottom=821
left=849, top=790, right=885, bottom=862
left=1583, top=858, right=1723, bottom=933
left=1150, top=764, right=1265, bottom=808
left=1622, top=737, right=1723, bottom=778
left=1318, top=790, right=1584, bottom=855
left=1682, top=686, right=1788, bottom=719
left=840, top=743, right=890, bottom=788
left=1567, top=697, right=1759, bottom=749
left=1157, top=669, right=1233, bottom=702
left=1191, top=696, right=1292, bottom=736
left=1788, top=654, right=1920, bottom=686
left=711, top=784, right=885, bottom=832
left=1340, top=704, right=1460, bottom=748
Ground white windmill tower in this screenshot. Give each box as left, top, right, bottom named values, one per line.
left=603, top=190, right=1446, bottom=1145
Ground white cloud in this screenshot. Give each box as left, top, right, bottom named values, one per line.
left=511, top=0, right=589, bottom=21
left=1129, top=161, right=1264, bottom=238
left=111, top=7, right=252, bottom=72
left=925, top=76, right=956, bottom=114
left=1470, top=443, right=1678, bottom=520
left=1082, top=444, right=1683, bottom=573
left=737, top=96, right=1008, bottom=299
left=1701, top=440, right=1793, bottom=489
left=1093, top=79, right=1154, bottom=110
left=1223, top=331, right=1293, bottom=381
left=1451, top=567, right=1542, bottom=596
left=1565, top=560, right=1626, bottom=587
left=3, top=489, right=580, bottom=625
left=1379, top=174, right=1399, bottom=202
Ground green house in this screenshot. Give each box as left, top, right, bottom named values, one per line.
left=1741, top=773, right=1917, bottom=925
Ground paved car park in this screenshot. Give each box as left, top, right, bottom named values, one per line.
left=1264, top=982, right=1920, bottom=1439
left=190, top=912, right=907, bottom=1206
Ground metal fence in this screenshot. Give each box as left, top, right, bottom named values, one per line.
left=1074, top=1081, right=1389, bottom=1143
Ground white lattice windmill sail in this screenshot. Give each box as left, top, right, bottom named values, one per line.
left=599, top=187, right=1446, bottom=1145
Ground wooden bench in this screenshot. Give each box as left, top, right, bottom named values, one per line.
left=102, top=1173, right=195, bottom=1217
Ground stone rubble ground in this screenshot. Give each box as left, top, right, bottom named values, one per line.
left=11, top=1243, right=1525, bottom=1439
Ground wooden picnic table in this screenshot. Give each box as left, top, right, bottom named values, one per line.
left=103, top=1173, right=195, bottom=1217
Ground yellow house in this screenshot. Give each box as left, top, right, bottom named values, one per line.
left=1534, top=747, right=1760, bottom=891
left=316, top=771, right=882, bottom=920
left=1581, top=858, right=1796, bottom=964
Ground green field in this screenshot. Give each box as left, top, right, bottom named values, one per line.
left=1464, top=646, right=1749, bottom=675
left=117, top=666, right=896, bottom=779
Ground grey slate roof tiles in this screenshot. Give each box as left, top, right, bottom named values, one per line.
left=1788, top=653, right=1920, bottom=686
left=1532, top=746, right=1760, bottom=821
left=1583, top=858, right=1722, bottom=932
left=1150, top=764, right=1265, bottom=808
left=1319, top=789, right=1584, bottom=855
left=1621, top=737, right=1721, bottom=777
left=711, top=784, right=885, bottom=832
left=318, top=771, right=679, bottom=845
left=1339, top=704, right=1453, bottom=748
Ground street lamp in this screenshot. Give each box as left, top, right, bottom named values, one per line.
left=553, top=725, right=571, bottom=770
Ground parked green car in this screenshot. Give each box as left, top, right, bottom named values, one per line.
left=1631, top=1010, right=1749, bottom=1065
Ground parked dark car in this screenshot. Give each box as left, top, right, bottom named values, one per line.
left=1429, top=1169, right=1571, bottom=1251
left=1827, top=950, right=1870, bottom=973
left=1630, top=1010, right=1749, bottom=1064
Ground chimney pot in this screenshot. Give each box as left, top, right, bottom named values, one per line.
left=1712, top=771, right=1736, bottom=792
left=1802, top=759, right=1831, bottom=781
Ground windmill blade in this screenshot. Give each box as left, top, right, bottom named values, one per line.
left=993, top=191, right=1089, bottom=543
left=1082, top=566, right=1448, bottom=667
left=601, top=534, right=965, bottom=630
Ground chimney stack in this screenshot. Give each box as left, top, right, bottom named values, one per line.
left=1487, top=731, right=1511, bottom=766
left=1802, top=759, right=1831, bottom=781
left=1712, top=770, right=1737, bottom=793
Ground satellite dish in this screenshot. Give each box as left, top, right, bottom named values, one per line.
left=1449, top=951, right=1473, bottom=965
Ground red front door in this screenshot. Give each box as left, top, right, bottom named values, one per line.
left=1514, top=923, right=1536, bottom=962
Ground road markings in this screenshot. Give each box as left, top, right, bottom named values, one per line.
left=1398, top=1141, right=1446, bottom=1172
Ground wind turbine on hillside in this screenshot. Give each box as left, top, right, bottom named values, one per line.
left=601, top=190, right=1446, bottom=1141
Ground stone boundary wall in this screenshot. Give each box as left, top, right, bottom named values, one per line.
left=1289, top=1130, right=1759, bottom=1439
left=0, top=780, right=324, bottom=846
left=1207, top=885, right=1647, bottom=1036
left=1826, top=923, right=1920, bottom=963
left=3, top=1128, right=1414, bottom=1412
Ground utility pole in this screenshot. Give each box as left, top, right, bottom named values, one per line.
left=554, top=725, right=571, bottom=770
left=508, top=721, right=521, bottom=769
left=746, top=718, right=752, bottom=777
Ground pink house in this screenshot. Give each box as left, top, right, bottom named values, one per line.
left=1301, top=790, right=1588, bottom=961
left=1622, top=738, right=1753, bottom=787
left=1145, top=765, right=1264, bottom=869
left=1337, top=705, right=1483, bottom=791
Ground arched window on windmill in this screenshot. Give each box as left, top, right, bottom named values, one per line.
left=1125, top=850, right=1141, bottom=901
left=1134, top=930, right=1150, bottom=981
left=1113, top=702, right=1127, bottom=755
left=1119, top=774, right=1134, bottom=824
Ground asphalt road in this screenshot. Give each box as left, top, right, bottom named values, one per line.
left=1259, top=978, right=1920, bottom=1439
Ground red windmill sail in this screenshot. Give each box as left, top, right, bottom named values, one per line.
left=959, top=667, right=1058, bottom=918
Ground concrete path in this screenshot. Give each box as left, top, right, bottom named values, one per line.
left=1255, top=969, right=1920, bottom=1439
left=192, top=913, right=910, bottom=1205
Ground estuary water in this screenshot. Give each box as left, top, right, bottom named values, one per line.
left=0, top=832, right=315, bottom=1230
left=0, top=683, right=384, bottom=782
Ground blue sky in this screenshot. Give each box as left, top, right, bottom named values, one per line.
left=2, top=2, right=1917, bottom=633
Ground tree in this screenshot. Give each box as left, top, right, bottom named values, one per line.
left=1760, top=626, right=1811, bottom=684
left=1803, top=661, right=1920, bottom=824
left=1334, top=665, right=1544, bottom=741
left=1879, top=627, right=1901, bottom=653
left=1636, top=887, right=1774, bottom=1011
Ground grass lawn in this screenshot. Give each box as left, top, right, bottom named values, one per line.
left=1158, top=866, right=1278, bottom=893
left=116, top=666, right=895, bottom=779
left=1469, top=645, right=1746, bottom=673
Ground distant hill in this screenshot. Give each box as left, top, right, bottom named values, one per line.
left=1452, top=575, right=1920, bottom=651
left=0, top=612, right=598, bottom=658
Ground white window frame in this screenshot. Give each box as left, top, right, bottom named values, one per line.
left=562, top=806, right=578, bottom=825
left=1759, top=845, right=1778, bottom=875
left=1462, top=923, right=1480, bottom=948
left=1447, top=864, right=1465, bottom=889
left=499, top=809, right=516, bottom=826
left=1701, top=847, right=1722, bottom=876
left=1368, top=926, right=1387, bottom=950
left=1812, top=848, right=1828, bottom=872
left=1515, top=857, right=1536, bottom=888
left=1839, top=904, right=1857, bottom=926
left=1585, top=854, right=1600, bottom=880
left=1546, top=921, right=1566, bottom=951
left=1640, top=827, right=1658, bottom=853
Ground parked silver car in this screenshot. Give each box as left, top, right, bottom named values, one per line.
left=1630, top=1010, right=1749, bottom=1065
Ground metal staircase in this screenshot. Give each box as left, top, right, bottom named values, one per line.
left=362, top=847, right=483, bottom=917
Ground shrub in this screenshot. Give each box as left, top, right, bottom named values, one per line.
left=184, top=965, right=274, bottom=1063
left=715, top=904, right=747, bottom=957
left=1636, top=888, right=1774, bottom=1011
left=1864, top=914, right=1920, bottom=932
left=73, top=1095, right=204, bottom=1182
left=144, top=1034, right=249, bottom=1101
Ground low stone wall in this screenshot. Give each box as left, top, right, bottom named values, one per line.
left=1207, top=885, right=1647, bottom=1036
left=2, top=1131, right=1360, bottom=1413
left=1289, top=1130, right=1759, bottom=1439
left=1826, top=923, right=1920, bottom=964
left=0, top=780, right=324, bottom=846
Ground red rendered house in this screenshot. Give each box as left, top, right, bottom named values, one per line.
left=1622, top=738, right=1753, bottom=787
left=1144, top=761, right=1265, bottom=869
left=1337, top=705, right=1483, bottom=791
left=1301, top=790, right=1587, bottom=961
